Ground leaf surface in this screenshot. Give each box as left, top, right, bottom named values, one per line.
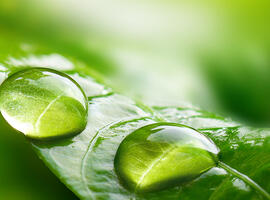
left=0, top=35, right=269, bottom=200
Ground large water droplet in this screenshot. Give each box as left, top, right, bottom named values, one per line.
left=114, top=122, right=219, bottom=193
left=0, top=68, right=88, bottom=140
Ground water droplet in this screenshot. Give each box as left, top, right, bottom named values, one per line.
left=114, top=122, right=219, bottom=193
left=0, top=68, right=88, bottom=140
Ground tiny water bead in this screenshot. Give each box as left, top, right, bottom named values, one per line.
left=114, top=122, right=219, bottom=193
left=0, top=68, right=88, bottom=140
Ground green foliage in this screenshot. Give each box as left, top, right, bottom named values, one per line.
left=30, top=69, right=269, bottom=199
left=2, top=56, right=269, bottom=199
left=0, top=19, right=269, bottom=200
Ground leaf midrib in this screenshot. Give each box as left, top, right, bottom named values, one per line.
left=135, top=146, right=175, bottom=191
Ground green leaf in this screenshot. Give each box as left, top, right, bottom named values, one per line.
left=32, top=77, right=270, bottom=200
left=0, top=33, right=269, bottom=200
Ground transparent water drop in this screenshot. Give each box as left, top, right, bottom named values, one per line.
left=114, top=122, right=219, bottom=193
left=0, top=68, right=88, bottom=140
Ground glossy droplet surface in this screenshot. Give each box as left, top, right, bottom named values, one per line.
left=0, top=68, right=88, bottom=140
left=114, top=122, right=219, bottom=193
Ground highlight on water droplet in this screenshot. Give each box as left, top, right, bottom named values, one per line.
left=0, top=67, right=88, bottom=140
left=114, top=122, right=219, bottom=193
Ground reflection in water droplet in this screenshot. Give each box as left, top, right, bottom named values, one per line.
left=0, top=68, right=88, bottom=140
left=114, top=122, right=219, bottom=193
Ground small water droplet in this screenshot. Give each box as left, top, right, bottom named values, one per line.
left=0, top=68, right=88, bottom=140
left=114, top=122, right=219, bottom=193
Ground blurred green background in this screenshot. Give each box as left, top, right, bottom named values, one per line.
left=1, top=0, right=270, bottom=199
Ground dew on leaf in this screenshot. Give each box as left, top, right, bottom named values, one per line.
left=0, top=67, right=88, bottom=140
left=114, top=122, right=219, bottom=193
